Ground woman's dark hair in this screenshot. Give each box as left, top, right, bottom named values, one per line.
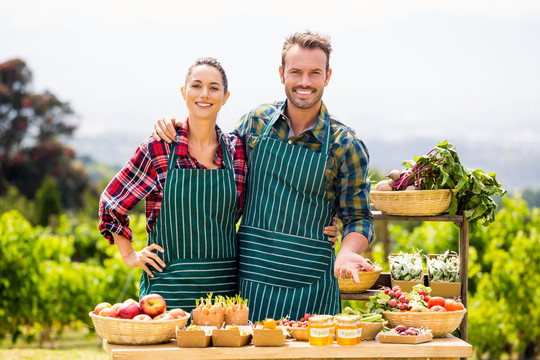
left=185, top=57, right=228, bottom=93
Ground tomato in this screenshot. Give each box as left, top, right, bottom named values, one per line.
left=444, top=299, right=465, bottom=312
left=263, top=318, right=277, bottom=329
left=429, top=305, right=447, bottom=312
left=427, top=296, right=446, bottom=309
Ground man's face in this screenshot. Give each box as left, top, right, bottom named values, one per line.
left=279, top=45, right=332, bottom=111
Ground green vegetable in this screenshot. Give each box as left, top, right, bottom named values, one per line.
left=393, top=140, right=507, bottom=232
left=341, top=306, right=385, bottom=322
left=428, top=250, right=460, bottom=282
left=389, top=251, right=423, bottom=281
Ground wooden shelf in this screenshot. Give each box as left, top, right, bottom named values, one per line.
left=341, top=211, right=470, bottom=341
left=372, top=210, right=465, bottom=225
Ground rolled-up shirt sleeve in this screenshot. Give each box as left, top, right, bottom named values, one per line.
left=335, top=138, right=374, bottom=243
left=98, top=138, right=160, bottom=244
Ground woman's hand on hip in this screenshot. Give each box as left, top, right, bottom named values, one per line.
left=152, top=117, right=182, bottom=143
left=123, top=243, right=166, bottom=278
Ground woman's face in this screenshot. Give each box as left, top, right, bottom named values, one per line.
left=182, top=65, right=229, bottom=122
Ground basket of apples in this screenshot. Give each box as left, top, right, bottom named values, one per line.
left=89, top=294, right=190, bottom=345
left=367, top=285, right=466, bottom=337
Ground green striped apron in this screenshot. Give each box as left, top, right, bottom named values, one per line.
left=139, top=138, right=238, bottom=312
left=238, top=115, right=341, bottom=322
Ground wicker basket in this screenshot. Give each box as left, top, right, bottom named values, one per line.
left=287, top=327, right=308, bottom=341
left=382, top=309, right=466, bottom=337
left=338, top=267, right=383, bottom=293
left=89, top=312, right=190, bottom=345
left=359, top=321, right=386, bottom=340
left=370, top=189, right=458, bottom=216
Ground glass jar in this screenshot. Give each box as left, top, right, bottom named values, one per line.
left=354, top=316, right=363, bottom=344
left=308, top=315, right=333, bottom=346
left=335, top=315, right=358, bottom=346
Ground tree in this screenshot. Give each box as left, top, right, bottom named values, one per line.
left=36, top=175, right=62, bottom=227
left=0, top=58, right=88, bottom=210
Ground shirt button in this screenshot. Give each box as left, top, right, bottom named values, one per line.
left=288, top=140, right=293, bottom=144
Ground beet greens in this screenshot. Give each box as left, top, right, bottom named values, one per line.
left=392, top=140, right=506, bottom=231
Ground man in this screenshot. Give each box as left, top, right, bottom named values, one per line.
left=153, top=31, right=374, bottom=321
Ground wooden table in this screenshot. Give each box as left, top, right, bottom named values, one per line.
left=103, top=335, right=473, bottom=360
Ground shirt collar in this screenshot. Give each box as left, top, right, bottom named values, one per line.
left=277, top=100, right=330, bottom=144
left=175, top=118, right=225, bottom=165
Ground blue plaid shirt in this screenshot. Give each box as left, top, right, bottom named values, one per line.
left=234, top=100, right=374, bottom=243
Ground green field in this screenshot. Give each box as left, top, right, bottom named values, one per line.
left=0, top=328, right=108, bottom=360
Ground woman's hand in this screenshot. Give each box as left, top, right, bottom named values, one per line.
left=152, top=117, right=182, bottom=143
left=324, top=217, right=340, bottom=248
left=122, top=243, right=166, bottom=278
left=114, top=234, right=166, bottom=278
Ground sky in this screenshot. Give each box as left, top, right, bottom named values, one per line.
left=2, top=0, right=540, bottom=188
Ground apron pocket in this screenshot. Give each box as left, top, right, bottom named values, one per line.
left=238, top=225, right=332, bottom=289
left=144, top=257, right=238, bottom=311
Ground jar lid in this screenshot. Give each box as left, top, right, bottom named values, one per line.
left=334, top=315, right=358, bottom=324
left=308, top=315, right=333, bottom=324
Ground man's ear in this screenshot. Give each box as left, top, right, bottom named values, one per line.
left=279, top=66, right=285, bottom=84
left=324, top=68, right=332, bottom=87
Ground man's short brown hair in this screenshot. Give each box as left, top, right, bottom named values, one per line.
left=281, top=31, right=332, bottom=72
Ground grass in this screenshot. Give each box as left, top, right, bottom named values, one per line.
left=0, top=327, right=108, bottom=360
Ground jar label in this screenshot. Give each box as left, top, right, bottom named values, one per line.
left=337, top=328, right=357, bottom=339
left=310, top=327, right=330, bottom=338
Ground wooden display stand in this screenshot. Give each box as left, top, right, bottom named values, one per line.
left=100, top=212, right=473, bottom=360
left=104, top=336, right=473, bottom=359
left=341, top=211, right=469, bottom=341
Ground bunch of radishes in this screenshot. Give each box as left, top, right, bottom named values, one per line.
left=383, top=285, right=430, bottom=311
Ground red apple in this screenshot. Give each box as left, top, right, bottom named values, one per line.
left=99, top=307, right=118, bottom=318
left=139, top=294, right=167, bottom=318
left=168, top=308, right=187, bottom=319
left=153, top=311, right=169, bottom=320
left=111, top=303, right=123, bottom=313
left=123, top=298, right=138, bottom=305
left=133, top=314, right=153, bottom=321
left=161, top=313, right=175, bottom=320
left=93, top=302, right=111, bottom=315
left=117, top=301, right=141, bottom=319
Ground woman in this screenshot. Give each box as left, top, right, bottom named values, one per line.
left=99, top=58, right=246, bottom=312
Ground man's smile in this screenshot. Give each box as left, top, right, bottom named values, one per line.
left=294, top=88, right=315, bottom=96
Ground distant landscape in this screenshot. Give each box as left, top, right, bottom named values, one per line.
left=72, top=132, right=540, bottom=193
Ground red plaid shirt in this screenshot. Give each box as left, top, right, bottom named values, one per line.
left=99, top=121, right=247, bottom=244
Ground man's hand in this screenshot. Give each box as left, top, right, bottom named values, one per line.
left=333, top=232, right=373, bottom=283
left=152, top=117, right=181, bottom=143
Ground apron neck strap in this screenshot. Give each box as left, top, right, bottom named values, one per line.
left=261, top=112, right=332, bottom=156
left=167, top=136, right=232, bottom=172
